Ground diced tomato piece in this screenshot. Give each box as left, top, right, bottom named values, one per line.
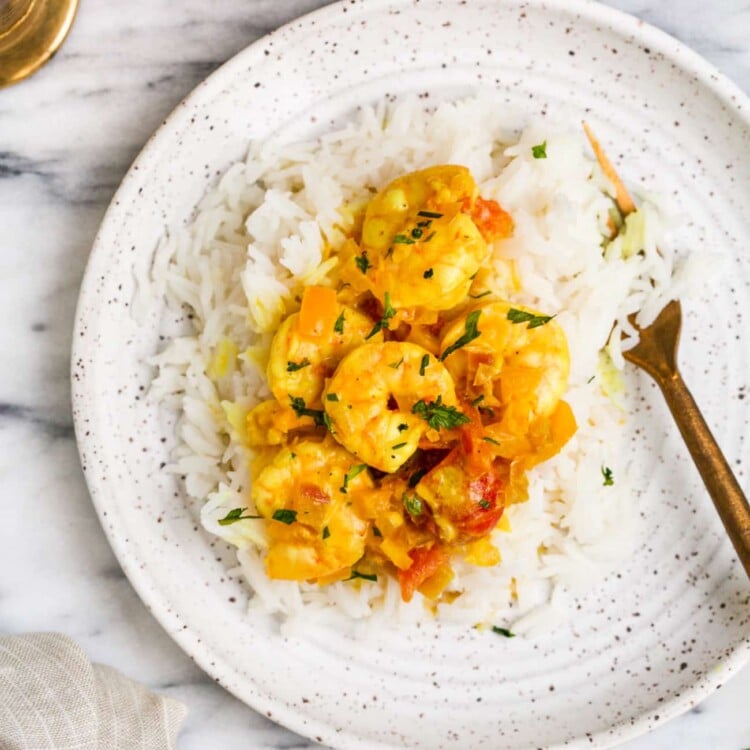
left=471, top=197, right=514, bottom=242
left=458, top=472, right=505, bottom=536
left=397, top=545, right=448, bottom=602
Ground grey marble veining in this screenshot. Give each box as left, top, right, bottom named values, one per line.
left=0, top=1, right=748, bottom=748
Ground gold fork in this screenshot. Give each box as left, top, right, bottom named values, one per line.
left=584, top=124, right=750, bottom=578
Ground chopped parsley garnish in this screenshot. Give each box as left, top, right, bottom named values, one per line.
left=393, top=234, right=416, bottom=245
left=218, top=507, right=261, bottom=525
left=469, top=290, right=492, bottom=299
left=587, top=375, right=595, bottom=384
left=326, top=393, right=339, bottom=402
left=492, top=626, right=516, bottom=638
left=355, top=252, right=371, bottom=273
left=412, top=395, right=471, bottom=431
left=392, top=442, right=407, bottom=450
left=346, top=570, right=378, bottom=582
left=322, top=526, right=330, bottom=540
left=423, top=231, right=436, bottom=242
left=397, top=423, right=408, bottom=432
left=403, top=492, right=423, bottom=517
left=602, top=466, right=614, bottom=486
left=419, top=354, right=430, bottom=376
left=372, top=525, right=383, bottom=538
left=408, top=468, right=428, bottom=488
left=340, top=463, right=368, bottom=493
left=478, top=498, right=492, bottom=510
left=482, top=437, right=500, bottom=445
left=388, top=357, right=404, bottom=369
left=531, top=141, right=547, bottom=159
left=286, top=358, right=310, bottom=372
left=289, top=396, right=330, bottom=429
left=440, top=310, right=482, bottom=361
left=471, top=395, right=485, bottom=407
left=423, top=268, right=434, bottom=279
left=333, top=311, right=345, bottom=334
left=366, top=292, right=396, bottom=339
left=506, top=308, right=554, bottom=329
left=411, top=227, right=423, bottom=239
left=272, top=509, right=297, bottom=525
left=417, top=210, right=443, bottom=219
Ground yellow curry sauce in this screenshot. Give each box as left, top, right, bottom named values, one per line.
left=239, top=165, right=576, bottom=603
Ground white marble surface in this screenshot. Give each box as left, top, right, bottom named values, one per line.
left=0, top=0, right=748, bottom=747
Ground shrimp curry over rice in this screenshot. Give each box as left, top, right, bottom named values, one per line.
left=227, top=165, right=576, bottom=603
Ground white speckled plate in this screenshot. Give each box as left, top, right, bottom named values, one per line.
left=72, top=1, right=750, bottom=747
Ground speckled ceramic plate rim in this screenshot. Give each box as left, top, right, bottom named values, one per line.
left=71, top=1, right=750, bottom=747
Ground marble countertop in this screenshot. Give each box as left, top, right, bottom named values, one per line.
left=1, top=0, right=748, bottom=748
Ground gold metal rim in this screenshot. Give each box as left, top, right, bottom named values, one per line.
left=0, top=0, right=79, bottom=88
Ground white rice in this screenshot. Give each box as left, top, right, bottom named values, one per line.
left=142, top=96, right=698, bottom=634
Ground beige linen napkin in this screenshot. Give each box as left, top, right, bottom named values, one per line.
left=0, top=633, right=186, bottom=750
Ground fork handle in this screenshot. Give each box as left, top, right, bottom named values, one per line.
left=656, top=370, right=750, bottom=578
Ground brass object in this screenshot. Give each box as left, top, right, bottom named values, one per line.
left=0, top=0, right=79, bottom=88
left=623, top=301, right=750, bottom=578
left=585, top=118, right=750, bottom=579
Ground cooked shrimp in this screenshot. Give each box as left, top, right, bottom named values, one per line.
left=267, top=302, right=381, bottom=407
left=358, top=166, right=490, bottom=310
left=439, top=301, right=570, bottom=430
left=323, top=341, right=461, bottom=472
left=251, top=437, right=371, bottom=580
